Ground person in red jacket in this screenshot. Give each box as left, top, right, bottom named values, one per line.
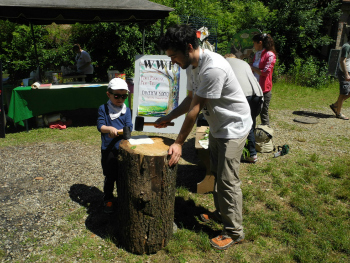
left=250, top=33, right=277, bottom=126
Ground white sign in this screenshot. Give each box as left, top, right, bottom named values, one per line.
left=133, top=55, right=187, bottom=134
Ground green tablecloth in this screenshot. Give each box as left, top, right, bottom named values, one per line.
left=7, top=84, right=129, bottom=126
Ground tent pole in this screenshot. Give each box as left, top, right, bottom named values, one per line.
left=160, top=19, right=164, bottom=55
left=0, top=60, right=5, bottom=138
left=30, top=22, right=42, bottom=82
left=142, top=28, right=145, bottom=55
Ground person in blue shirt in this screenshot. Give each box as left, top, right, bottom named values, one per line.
left=97, top=78, right=133, bottom=213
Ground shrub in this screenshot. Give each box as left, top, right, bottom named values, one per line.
left=287, top=56, right=331, bottom=89
left=273, top=59, right=287, bottom=83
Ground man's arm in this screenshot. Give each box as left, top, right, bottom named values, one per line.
left=250, top=66, right=261, bottom=76
left=168, top=93, right=207, bottom=166
left=340, top=57, right=350, bottom=81
left=154, top=91, right=193, bottom=127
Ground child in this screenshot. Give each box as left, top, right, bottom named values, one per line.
left=97, top=78, right=133, bottom=213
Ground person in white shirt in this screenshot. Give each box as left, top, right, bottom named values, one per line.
left=155, top=24, right=252, bottom=250
left=73, top=44, right=94, bottom=82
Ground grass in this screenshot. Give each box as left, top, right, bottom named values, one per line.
left=1, top=79, right=350, bottom=262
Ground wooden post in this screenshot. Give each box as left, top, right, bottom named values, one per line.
left=0, top=60, right=5, bottom=138
left=117, top=136, right=177, bottom=254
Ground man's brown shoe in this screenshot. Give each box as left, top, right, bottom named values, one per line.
left=210, top=234, right=244, bottom=250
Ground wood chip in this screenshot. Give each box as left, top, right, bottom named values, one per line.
left=34, top=177, right=44, bottom=180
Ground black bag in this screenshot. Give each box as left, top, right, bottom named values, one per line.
left=254, top=94, right=264, bottom=116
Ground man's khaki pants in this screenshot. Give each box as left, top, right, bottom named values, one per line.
left=209, top=132, right=248, bottom=239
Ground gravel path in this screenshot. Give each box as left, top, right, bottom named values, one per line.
left=0, top=107, right=349, bottom=262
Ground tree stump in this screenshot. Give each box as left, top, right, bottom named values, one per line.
left=117, top=136, right=177, bottom=254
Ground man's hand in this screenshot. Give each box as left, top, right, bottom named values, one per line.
left=168, top=143, right=182, bottom=166
left=154, top=116, right=173, bottom=128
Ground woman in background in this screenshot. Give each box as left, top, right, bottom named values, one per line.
left=250, top=33, right=276, bottom=127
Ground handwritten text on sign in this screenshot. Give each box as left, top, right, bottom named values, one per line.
left=138, top=59, right=180, bottom=117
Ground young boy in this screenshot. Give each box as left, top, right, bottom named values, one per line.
left=97, top=78, right=133, bottom=213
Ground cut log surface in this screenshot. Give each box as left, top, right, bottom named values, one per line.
left=125, top=137, right=171, bottom=156
left=117, top=136, right=177, bottom=254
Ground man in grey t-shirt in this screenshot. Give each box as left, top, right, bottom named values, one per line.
left=225, top=54, right=264, bottom=163
left=155, top=24, right=252, bottom=250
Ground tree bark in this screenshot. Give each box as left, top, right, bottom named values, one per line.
left=117, top=136, right=177, bottom=254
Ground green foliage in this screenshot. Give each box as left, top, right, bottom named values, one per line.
left=0, top=21, right=39, bottom=82
left=0, top=22, right=74, bottom=83
left=266, top=0, right=342, bottom=69
left=287, top=56, right=332, bottom=89
left=70, top=22, right=160, bottom=80
left=272, top=58, right=286, bottom=82
left=153, top=0, right=270, bottom=55
left=0, top=0, right=343, bottom=88
left=0, top=21, right=163, bottom=83
left=243, top=139, right=250, bottom=158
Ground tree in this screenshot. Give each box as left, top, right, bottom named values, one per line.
left=70, top=22, right=162, bottom=80
left=264, top=0, right=342, bottom=70
left=152, top=0, right=271, bottom=54
left=0, top=0, right=343, bottom=85
left=0, top=21, right=74, bottom=83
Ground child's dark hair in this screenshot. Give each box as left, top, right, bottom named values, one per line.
left=159, top=24, right=199, bottom=54
left=252, top=33, right=277, bottom=55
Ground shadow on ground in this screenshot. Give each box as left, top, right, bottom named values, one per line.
left=293, top=110, right=334, bottom=119
left=177, top=137, right=208, bottom=193
left=68, top=183, right=217, bottom=251
left=68, top=184, right=117, bottom=239
left=174, top=196, right=219, bottom=237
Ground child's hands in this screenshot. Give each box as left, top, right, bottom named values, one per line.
left=108, top=127, right=122, bottom=138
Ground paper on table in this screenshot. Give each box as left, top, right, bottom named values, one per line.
left=198, top=139, right=209, bottom=149
left=31, top=82, right=52, bottom=89
left=128, top=135, right=154, bottom=145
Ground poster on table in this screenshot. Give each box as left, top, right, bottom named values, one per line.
left=133, top=55, right=187, bottom=134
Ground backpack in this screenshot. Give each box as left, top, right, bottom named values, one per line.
left=254, top=125, right=275, bottom=153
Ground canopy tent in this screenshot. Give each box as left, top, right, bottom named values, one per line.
left=0, top=0, right=174, bottom=25
left=0, top=0, right=174, bottom=138
left=0, top=0, right=174, bottom=77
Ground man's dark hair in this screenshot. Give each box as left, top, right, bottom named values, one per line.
left=159, top=24, right=199, bottom=54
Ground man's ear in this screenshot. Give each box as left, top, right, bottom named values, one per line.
left=187, top=43, right=194, bottom=53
